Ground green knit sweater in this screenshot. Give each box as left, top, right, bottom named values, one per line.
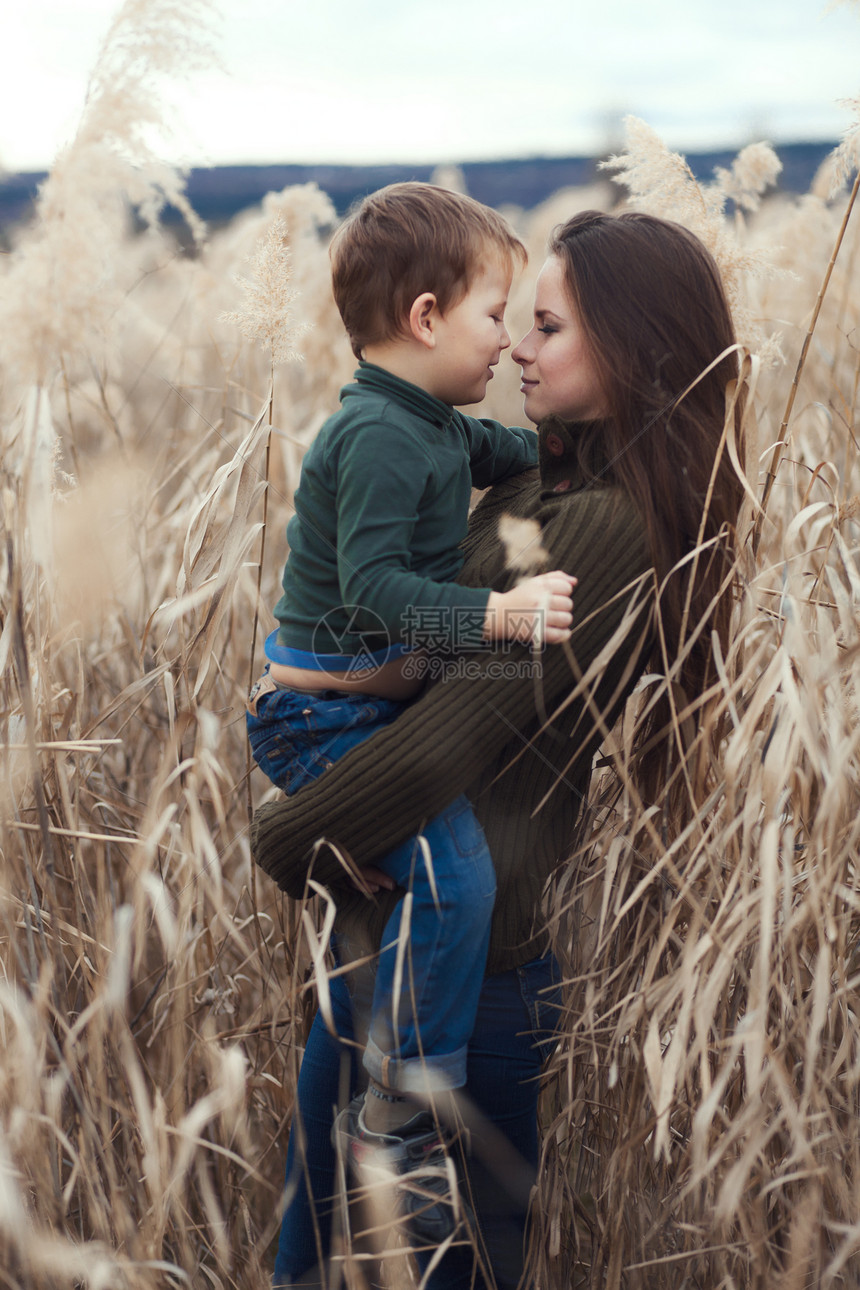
left=273, top=362, right=538, bottom=655
left=251, top=416, right=654, bottom=975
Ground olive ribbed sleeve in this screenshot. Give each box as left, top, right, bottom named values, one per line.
left=251, top=418, right=655, bottom=974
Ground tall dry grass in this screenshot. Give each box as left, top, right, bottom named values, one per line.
left=2, top=2, right=860, bottom=1284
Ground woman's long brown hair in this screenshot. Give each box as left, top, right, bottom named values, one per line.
left=550, top=210, right=746, bottom=814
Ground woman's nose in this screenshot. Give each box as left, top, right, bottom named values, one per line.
left=511, top=331, right=532, bottom=364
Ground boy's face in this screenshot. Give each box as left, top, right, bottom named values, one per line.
left=427, top=259, right=513, bottom=406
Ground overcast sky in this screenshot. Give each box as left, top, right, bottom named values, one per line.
left=1, top=0, right=858, bottom=173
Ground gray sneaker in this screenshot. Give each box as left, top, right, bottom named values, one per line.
left=331, top=1095, right=474, bottom=1245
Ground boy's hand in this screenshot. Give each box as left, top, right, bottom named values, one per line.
left=484, top=571, right=576, bottom=646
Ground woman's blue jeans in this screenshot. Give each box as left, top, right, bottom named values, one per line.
left=272, top=954, right=562, bottom=1288
left=246, top=677, right=496, bottom=1092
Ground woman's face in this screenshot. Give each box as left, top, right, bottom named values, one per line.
left=511, top=255, right=608, bottom=425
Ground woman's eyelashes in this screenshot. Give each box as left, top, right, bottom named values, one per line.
left=537, top=324, right=558, bottom=335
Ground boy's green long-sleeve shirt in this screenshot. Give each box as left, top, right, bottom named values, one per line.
left=272, top=362, right=538, bottom=656
left=253, top=416, right=655, bottom=975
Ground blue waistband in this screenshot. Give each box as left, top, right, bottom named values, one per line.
left=264, top=629, right=410, bottom=671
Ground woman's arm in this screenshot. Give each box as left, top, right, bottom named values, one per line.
left=251, top=486, right=652, bottom=897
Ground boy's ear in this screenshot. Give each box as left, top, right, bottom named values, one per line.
left=408, top=292, right=439, bottom=349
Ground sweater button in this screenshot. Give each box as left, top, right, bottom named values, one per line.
left=553, top=478, right=572, bottom=492
left=546, top=432, right=564, bottom=456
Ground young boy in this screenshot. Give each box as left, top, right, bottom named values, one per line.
left=247, top=183, right=574, bottom=1238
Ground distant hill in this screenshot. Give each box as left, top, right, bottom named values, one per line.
left=0, top=141, right=836, bottom=241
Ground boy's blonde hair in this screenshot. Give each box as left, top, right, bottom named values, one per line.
left=330, top=182, right=526, bottom=359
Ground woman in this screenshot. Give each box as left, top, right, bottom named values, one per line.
left=251, top=209, right=745, bottom=1288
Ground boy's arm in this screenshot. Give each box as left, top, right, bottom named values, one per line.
left=334, top=419, right=491, bottom=650
left=252, top=489, right=652, bottom=897
left=329, top=421, right=571, bottom=652
left=461, top=415, right=538, bottom=490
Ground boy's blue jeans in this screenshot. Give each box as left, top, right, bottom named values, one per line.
left=246, top=673, right=496, bottom=1093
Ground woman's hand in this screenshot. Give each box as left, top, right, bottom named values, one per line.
left=349, top=865, right=397, bottom=896
left=483, top=570, right=576, bottom=646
